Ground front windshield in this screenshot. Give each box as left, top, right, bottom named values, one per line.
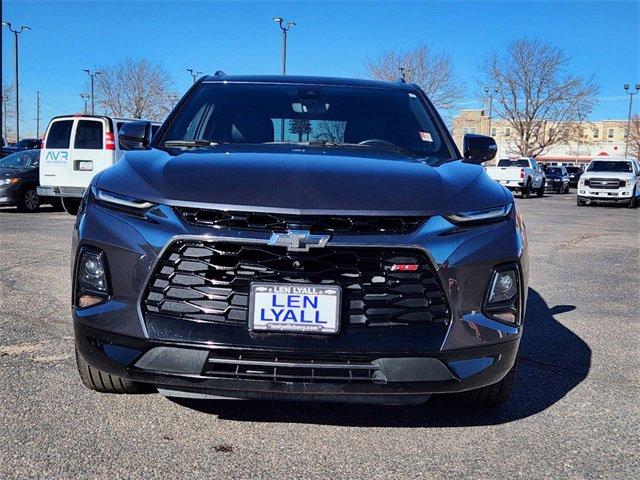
left=0, top=150, right=40, bottom=170
left=158, top=82, right=454, bottom=163
left=587, top=161, right=632, bottom=173
left=546, top=167, right=563, bottom=175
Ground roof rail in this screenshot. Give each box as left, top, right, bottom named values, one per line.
left=214, top=70, right=226, bottom=77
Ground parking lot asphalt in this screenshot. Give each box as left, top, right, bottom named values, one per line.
left=0, top=193, right=639, bottom=479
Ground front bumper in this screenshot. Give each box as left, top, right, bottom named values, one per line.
left=72, top=198, right=528, bottom=403
left=75, top=322, right=520, bottom=403
left=578, top=186, right=635, bottom=202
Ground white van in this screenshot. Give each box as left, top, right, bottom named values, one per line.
left=38, top=115, right=162, bottom=214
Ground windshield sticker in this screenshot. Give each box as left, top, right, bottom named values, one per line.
left=419, top=131, right=433, bottom=142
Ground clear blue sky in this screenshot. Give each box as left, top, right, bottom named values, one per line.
left=2, top=0, right=639, bottom=138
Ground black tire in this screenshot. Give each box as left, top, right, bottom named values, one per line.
left=448, top=359, right=518, bottom=407
left=627, top=189, right=638, bottom=208
left=521, top=181, right=532, bottom=199
left=16, top=186, right=40, bottom=212
left=577, top=196, right=587, bottom=206
left=564, top=185, right=570, bottom=194
left=75, top=347, right=147, bottom=394
left=536, top=180, right=545, bottom=197
left=49, top=198, right=64, bottom=211
left=62, top=197, right=81, bottom=215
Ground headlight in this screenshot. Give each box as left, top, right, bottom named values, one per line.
left=484, top=264, right=521, bottom=325
left=92, top=186, right=155, bottom=214
left=75, top=247, right=110, bottom=308
left=0, top=178, right=19, bottom=186
left=444, top=203, right=513, bottom=226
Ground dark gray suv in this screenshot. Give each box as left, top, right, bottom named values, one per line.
left=72, top=74, right=528, bottom=406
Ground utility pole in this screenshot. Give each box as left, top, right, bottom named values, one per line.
left=624, top=84, right=640, bottom=158
left=186, top=69, right=203, bottom=84
left=35, top=90, right=40, bottom=138
left=3, top=22, right=31, bottom=141
left=273, top=17, right=296, bottom=141
left=83, top=69, right=101, bottom=115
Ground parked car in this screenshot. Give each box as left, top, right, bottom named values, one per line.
left=486, top=157, right=546, bottom=198
left=577, top=158, right=640, bottom=207
left=1, top=138, right=42, bottom=158
left=544, top=166, right=570, bottom=193
left=37, top=115, right=162, bottom=215
left=565, top=166, right=584, bottom=187
left=72, top=74, right=528, bottom=408
left=0, top=149, right=59, bottom=211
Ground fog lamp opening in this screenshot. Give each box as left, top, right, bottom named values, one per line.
left=75, top=247, right=110, bottom=308
left=484, top=264, right=521, bottom=325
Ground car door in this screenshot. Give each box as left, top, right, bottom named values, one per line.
left=69, top=118, right=110, bottom=188
left=530, top=159, right=543, bottom=188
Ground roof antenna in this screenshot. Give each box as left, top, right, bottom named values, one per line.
left=214, top=70, right=226, bottom=77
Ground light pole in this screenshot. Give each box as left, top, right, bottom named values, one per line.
left=398, top=67, right=412, bottom=81
left=3, top=22, right=31, bottom=142
left=83, top=70, right=101, bottom=115
left=186, top=69, right=203, bottom=84
left=484, top=86, right=498, bottom=137
left=80, top=93, right=90, bottom=114
left=273, top=17, right=295, bottom=141
left=624, top=83, right=640, bottom=158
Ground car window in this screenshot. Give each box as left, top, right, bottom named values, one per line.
left=151, top=125, right=160, bottom=139
left=46, top=120, right=74, bottom=149
left=497, top=159, right=530, bottom=168
left=0, top=149, right=40, bottom=169
left=587, top=161, right=632, bottom=173
left=74, top=120, right=104, bottom=149
left=547, top=167, right=562, bottom=175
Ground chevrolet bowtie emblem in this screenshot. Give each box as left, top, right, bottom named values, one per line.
left=268, top=230, right=330, bottom=252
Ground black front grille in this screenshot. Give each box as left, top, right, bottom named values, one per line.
left=588, top=178, right=620, bottom=189
left=175, top=208, right=426, bottom=235
left=142, top=241, right=449, bottom=329
left=203, top=349, right=380, bottom=383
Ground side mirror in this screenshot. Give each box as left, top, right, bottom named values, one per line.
left=119, top=121, right=152, bottom=150
left=463, top=134, right=498, bottom=164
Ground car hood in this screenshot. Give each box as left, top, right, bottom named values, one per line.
left=96, top=145, right=509, bottom=216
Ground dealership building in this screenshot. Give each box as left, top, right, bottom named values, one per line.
left=451, top=109, right=630, bottom=165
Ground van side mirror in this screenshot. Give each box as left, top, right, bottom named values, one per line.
left=119, top=121, right=152, bottom=150
left=463, top=134, right=498, bottom=164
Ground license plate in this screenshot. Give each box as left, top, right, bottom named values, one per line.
left=249, top=283, right=341, bottom=334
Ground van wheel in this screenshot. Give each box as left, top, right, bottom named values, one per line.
left=521, top=181, right=532, bottom=199
left=75, top=347, right=148, bottom=394
left=446, top=359, right=518, bottom=407
left=17, top=186, right=40, bottom=212
left=49, top=198, right=64, bottom=211
left=62, top=197, right=81, bottom=215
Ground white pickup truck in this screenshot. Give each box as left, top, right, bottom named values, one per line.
left=485, top=158, right=546, bottom=198
left=577, top=157, right=640, bottom=208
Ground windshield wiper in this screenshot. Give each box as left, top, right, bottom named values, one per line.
left=163, top=140, right=222, bottom=148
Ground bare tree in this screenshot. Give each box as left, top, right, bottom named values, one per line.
left=627, top=114, right=640, bottom=160
left=313, top=121, right=346, bottom=142
left=93, top=59, right=175, bottom=121
left=2, top=81, right=16, bottom=140
left=482, top=38, right=599, bottom=157
left=365, top=44, right=464, bottom=110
